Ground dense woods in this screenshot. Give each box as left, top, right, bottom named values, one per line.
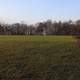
left=0, top=19, right=80, bottom=35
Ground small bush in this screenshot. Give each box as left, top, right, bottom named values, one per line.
left=75, top=35, right=80, bottom=39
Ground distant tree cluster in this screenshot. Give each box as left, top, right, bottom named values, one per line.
left=0, top=19, right=80, bottom=35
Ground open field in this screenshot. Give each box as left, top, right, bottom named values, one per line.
left=0, top=36, right=80, bottom=80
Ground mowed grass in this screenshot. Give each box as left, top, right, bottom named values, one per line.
left=0, top=36, right=80, bottom=80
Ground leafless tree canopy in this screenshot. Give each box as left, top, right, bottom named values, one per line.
left=0, top=20, right=80, bottom=35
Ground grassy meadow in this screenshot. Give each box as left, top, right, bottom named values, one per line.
left=0, top=36, right=80, bottom=80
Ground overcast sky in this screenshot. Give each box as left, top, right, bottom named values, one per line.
left=0, top=0, right=80, bottom=24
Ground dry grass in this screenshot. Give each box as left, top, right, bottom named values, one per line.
left=0, top=36, right=80, bottom=80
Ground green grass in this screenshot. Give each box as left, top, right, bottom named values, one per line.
left=0, top=36, right=80, bottom=80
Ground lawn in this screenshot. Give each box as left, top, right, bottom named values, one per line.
left=0, top=36, right=80, bottom=80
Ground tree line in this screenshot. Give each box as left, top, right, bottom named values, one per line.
left=0, top=19, right=80, bottom=35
